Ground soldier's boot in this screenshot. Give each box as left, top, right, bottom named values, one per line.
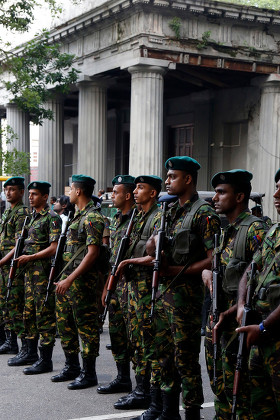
left=8, top=338, right=39, bottom=366
left=0, top=324, right=6, bottom=346
left=114, top=374, right=151, bottom=410
left=97, top=361, right=132, bottom=394
left=51, top=353, right=81, bottom=382
left=130, top=386, right=163, bottom=420
left=67, top=357, right=98, bottom=390
left=185, top=406, right=201, bottom=420
left=0, top=330, right=19, bottom=354
left=23, top=345, right=53, bottom=375
left=155, top=390, right=181, bottom=420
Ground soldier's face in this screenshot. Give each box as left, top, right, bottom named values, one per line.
left=69, top=183, right=78, bottom=205
left=133, top=183, right=155, bottom=205
left=165, top=170, right=191, bottom=196
left=29, top=189, right=48, bottom=209
left=4, top=186, right=24, bottom=204
left=213, top=184, right=238, bottom=215
left=111, top=184, right=126, bottom=209
left=273, top=180, right=280, bottom=214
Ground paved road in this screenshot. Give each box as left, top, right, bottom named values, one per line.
left=0, top=322, right=215, bottom=420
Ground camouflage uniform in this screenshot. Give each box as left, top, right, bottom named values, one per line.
left=205, top=210, right=268, bottom=420
left=108, top=207, right=136, bottom=366
left=161, top=196, right=220, bottom=408
left=0, top=202, right=29, bottom=338
left=248, top=224, right=280, bottom=419
left=56, top=200, right=104, bottom=359
left=23, top=206, right=61, bottom=347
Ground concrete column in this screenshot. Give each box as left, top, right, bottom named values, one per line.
left=77, top=80, right=107, bottom=191
left=258, top=75, right=280, bottom=222
left=38, top=96, right=64, bottom=197
left=128, top=65, right=165, bottom=177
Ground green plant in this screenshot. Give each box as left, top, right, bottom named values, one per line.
left=197, top=31, right=211, bottom=50
left=169, top=17, right=181, bottom=40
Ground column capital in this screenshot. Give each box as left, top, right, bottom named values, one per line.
left=251, top=74, right=280, bottom=93
left=77, top=76, right=110, bottom=90
left=128, top=65, right=167, bottom=76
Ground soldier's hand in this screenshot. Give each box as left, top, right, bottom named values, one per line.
left=236, top=324, right=260, bottom=348
left=14, top=255, right=32, bottom=266
left=236, top=303, right=245, bottom=325
left=115, top=259, right=129, bottom=277
left=202, top=269, right=213, bottom=295
left=54, top=278, right=72, bottom=295
left=101, top=286, right=107, bottom=307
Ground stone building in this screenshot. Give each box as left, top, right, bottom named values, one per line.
left=1, top=0, right=280, bottom=219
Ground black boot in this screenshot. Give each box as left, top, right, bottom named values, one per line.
left=67, top=357, right=98, bottom=390
left=97, top=361, right=132, bottom=394
left=23, top=346, right=53, bottom=375
left=8, top=338, right=39, bottom=366
left=0, top=330, right=19, bottom=354
left=156, top=390, right=181, bottom=420
left=0, top=324, right=5, bottom=346
left=51, top=353, right=80, bottom=382
left=131, top=386, right=163, bottom=420
left=185, top=406, right=201, bottom=420
left=114, top=374, right=151, bottom=410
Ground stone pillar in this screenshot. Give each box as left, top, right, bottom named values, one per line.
left=77, top=80, right=107, bottom=192
left=258, top=75, right=280, bottom=222
left=128, top=65, right=165, bottom=177
left=38, top=96, right=64, bottom=198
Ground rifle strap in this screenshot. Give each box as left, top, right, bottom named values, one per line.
left=180, top=198, right=208, bottom=230
left=0, top=205, right=24, bottom=233
left=54, top=244, right=86, bottom=282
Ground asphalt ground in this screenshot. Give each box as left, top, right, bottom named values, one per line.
left=0, top=322, right=215, bottom=420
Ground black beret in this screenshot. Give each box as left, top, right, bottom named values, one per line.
left=28, top=181, right=51, bottom=194
left=275, top=169, right=280, bottom=183
left=212, top=169, right=253, bottom=189
left=135, top=175, right=162, bottom=192
left=72, top=174, right=96, bottom=187
left=165, top=156, right=201, bottom=172
left=112, top=175, right=135, bottom=186
left=4, top=176, right=25, bottom=188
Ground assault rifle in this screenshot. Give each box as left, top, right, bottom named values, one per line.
left=102, top=208, right=136, bottom=322
left=212, top=233, right=222, bottom=389
left=150, top=201, right=167, bottom=320
left=44, top=212, right=72, bottom=304
left=231, top=261, right=257, bottom=420
left=6, top=216, right=30, bottom=302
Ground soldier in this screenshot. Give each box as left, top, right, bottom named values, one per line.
left=113, top=175, right=162, bottom=411
left=203, top=170, right=268, bottom=420
left=53, top=175, right=104, bottom=390
left=97, top=175, right=136, bottom=395
left=236, top=168, right=280, bottom=419
left=14, top=181, right=61, bottom=374
left=157, top=156, right=220, bottom=420
left=0, top=177, right=29, bottom=358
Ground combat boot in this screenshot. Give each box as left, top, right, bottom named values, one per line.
left=67, top=357, right=98, bottom=390
left=0, top=330, right=19, bottom=354
left=97, top=361, right=132, bottom=394
left=51, top=353, right=81, bottom=382
left=114, top=374, right=151, bottom=410
left=0, top=324, right=6, bottom=346
left=23, top=345, right=53, bottom=375
left=131, top=386, right=162, bottom=420
left=155, top=390, right=181, bottom=420
left=8, top=338, right=39, bottom=366
left=185, top=406, right=201, bottom=420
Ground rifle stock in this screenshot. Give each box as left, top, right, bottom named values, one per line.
left=102, top=208, right=136, bottom=322
left=212, top=233, right=222, bottom=389
left=231, top=261, right=257, bottom=420
left=6, top=216, right=30, bottom=303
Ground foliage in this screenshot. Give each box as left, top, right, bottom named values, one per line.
left=197, top=31, right=212, bottom=50
left=169, top=17, right=181, bottom=40
left=0, top=125, right=30, bottom=176
left=218, top=0, right=280, bottom=9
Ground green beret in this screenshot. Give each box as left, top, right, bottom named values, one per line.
left=165, top=156, right=201, bottom=172
left=135, top=175, right=162, bottom=192
left=28, top=181, right=51, bottom=194
left=212, top=169, right=253, bottom=189
left=275, top=169, right=280, bottom=183
left=72, top=174, right=96, bottom=187
left=4, top=176, right=25, bottom=188
left=112, top=175, right=135, bottom=186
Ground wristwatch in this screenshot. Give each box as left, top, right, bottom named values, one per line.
left=259, top=321, right=267, bottom=333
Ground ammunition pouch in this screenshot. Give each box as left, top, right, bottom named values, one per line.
left=171, top=229, right=202, bottom=265
left=223, top=258, right=248, bottom=294
left=257, top=283, right=280, bottom=313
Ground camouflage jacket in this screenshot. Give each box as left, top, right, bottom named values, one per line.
left=253, top=223, right=280, bottom=316
left=0, top=202, right=30, bottom=256
left=23, top=205, right=62, bottom=255
left=62, top=200, right=104, bottom=276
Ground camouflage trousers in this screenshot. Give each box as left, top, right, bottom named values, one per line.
left=159, top=278, right=204, bottom=408
left=0, top=265, right=25, bottom=337
left=24, top=261, right=56, bottom=347
left=108, top=277, right=133, bottom=365
left=249, top=340, right=280, bottom=419
left=205, top=317, right=253, bottom=420
left=56, top=275, right=99, bottom=359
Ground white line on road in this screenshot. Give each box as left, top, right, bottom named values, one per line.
left=69, top=402, right=214, bottom=420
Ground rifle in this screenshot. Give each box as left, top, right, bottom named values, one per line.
left=212, top=233, right=222, bottom=390
left=231, top=261, right=257, bottom=420
left=44, top=212, right=72, bottom=305
left=6, top=216, right=30, bottom=303
left=150, top=201, right=167, bottom=320
left=102, top=207, right=136, bottom=322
